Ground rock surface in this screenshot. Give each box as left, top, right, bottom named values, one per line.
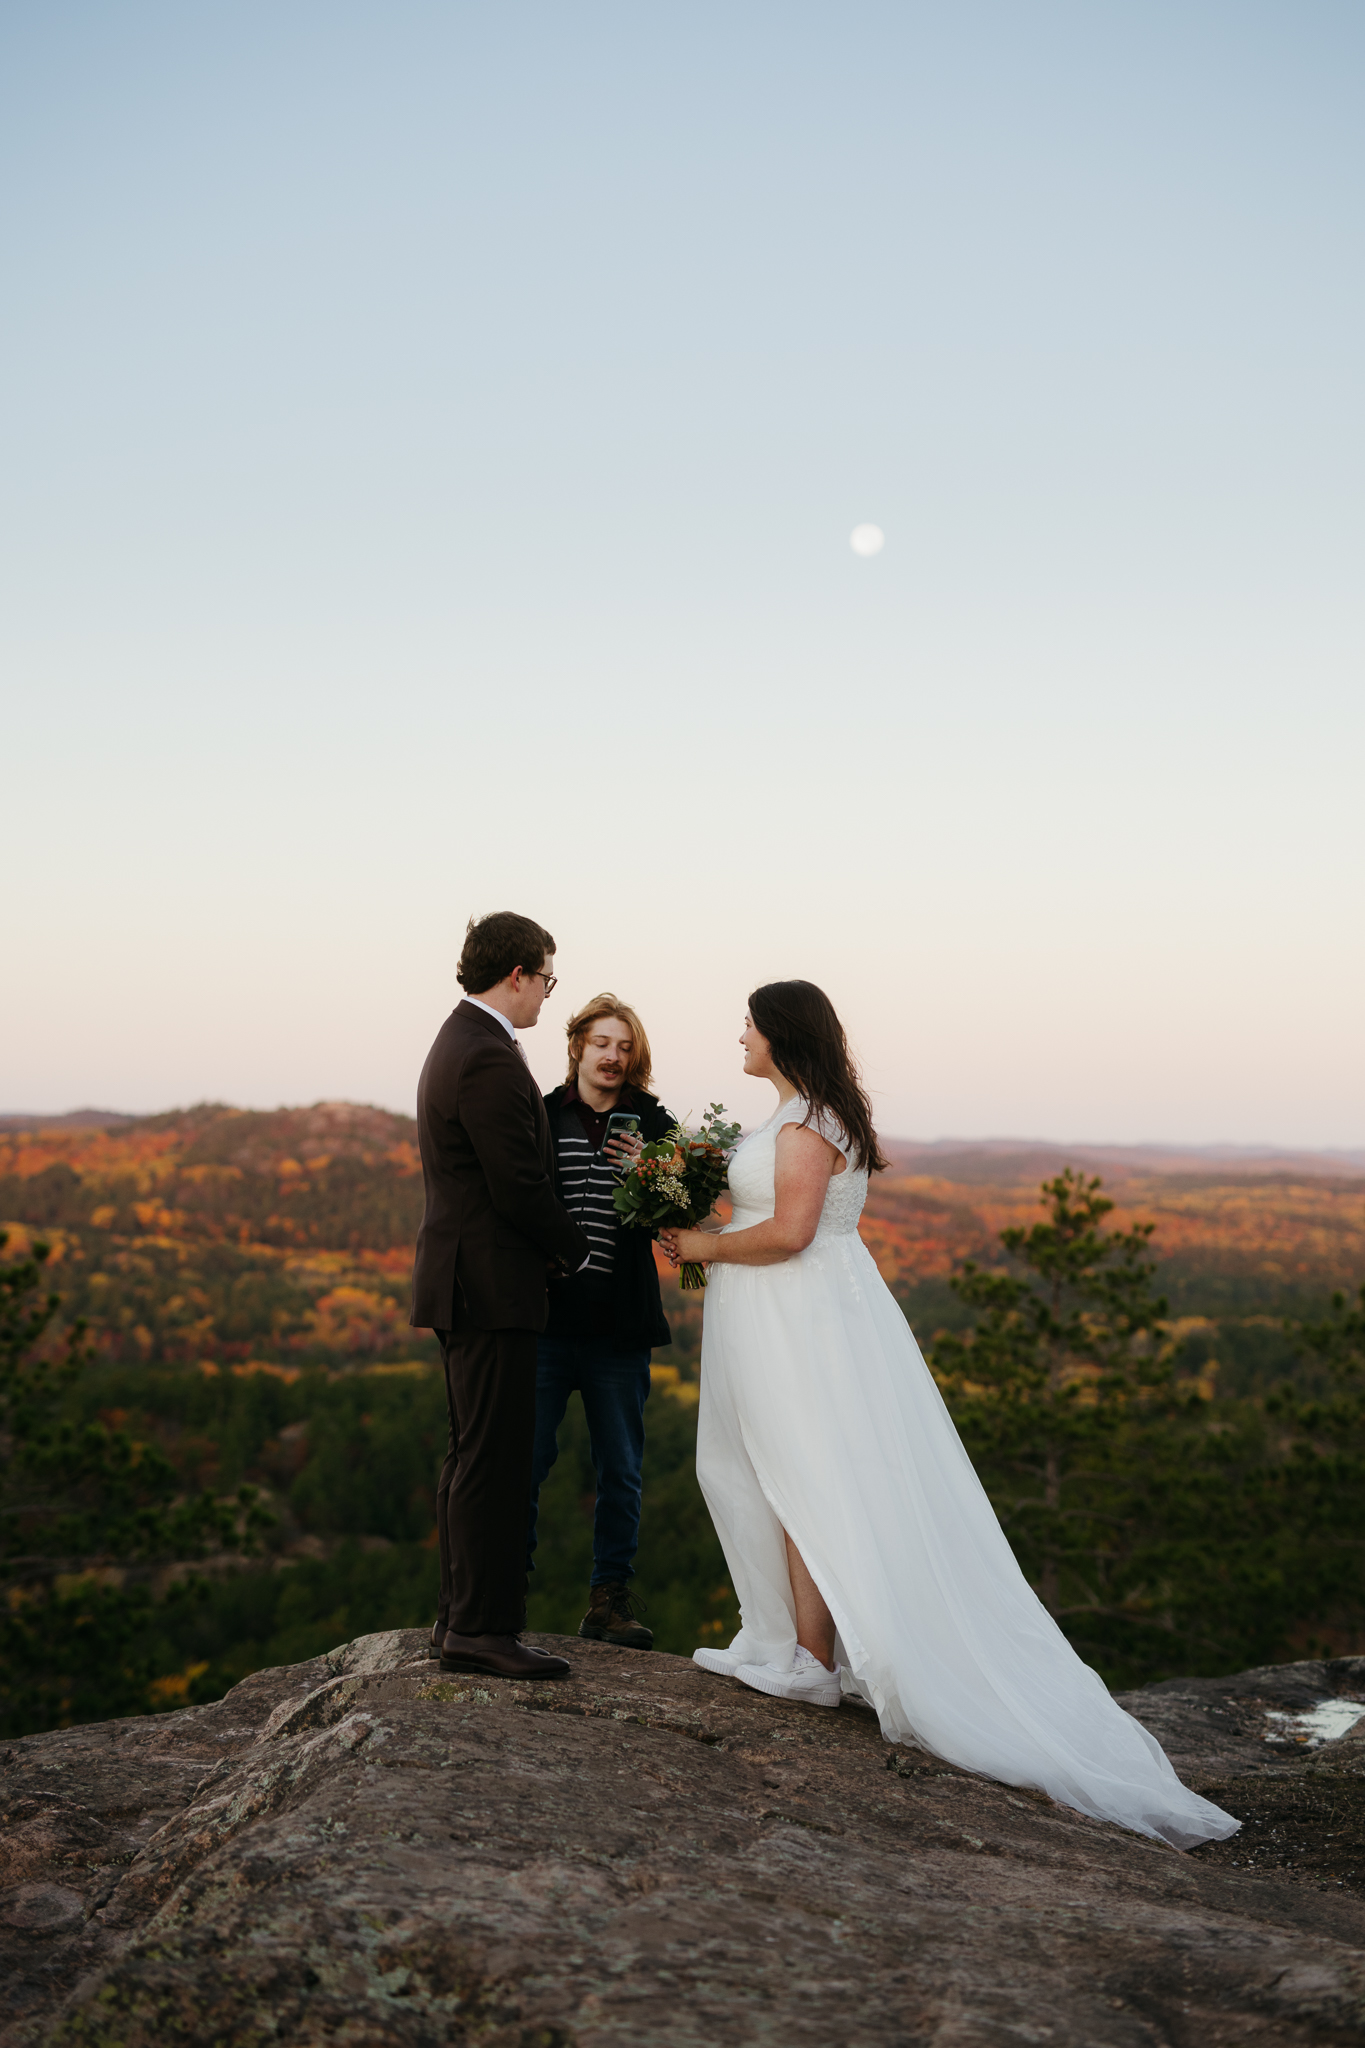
left=2, top=1634, right=1364, bottom=2046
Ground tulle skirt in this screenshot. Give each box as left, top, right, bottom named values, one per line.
left=695, top=1221, right=1238, bottom=1851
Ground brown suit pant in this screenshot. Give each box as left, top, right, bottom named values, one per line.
left=434, top=1306, right=538, bottom=1636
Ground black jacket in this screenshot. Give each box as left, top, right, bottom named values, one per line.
left=409, top=1004, right=590, bottom=1333
left=542, top=1084, right=673, bottom=1350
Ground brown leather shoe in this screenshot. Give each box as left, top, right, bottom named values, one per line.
left=428, top=1623, right=444, bottom=1659
left=439, top=1632, right=570, bottom=1679
left=579, top=1582, right=653, bottom=1649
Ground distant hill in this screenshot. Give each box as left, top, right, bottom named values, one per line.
left=2, top=1104, right=1363, bottom=1388
left=0, top=1108, right=134, bottom=1131
left=0, top=1100, right=422, bottom=1246
left=880, top=1137, right=1365, bottom=1182
left=0, top=1103, right=428, bottom=1373
left=861, top=1137, right=1365, bottom=1392
left=865, top=1140, right=1365, bottom=1307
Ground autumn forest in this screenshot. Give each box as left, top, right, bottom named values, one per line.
left=2, top=1103, right=1363, bottom=1737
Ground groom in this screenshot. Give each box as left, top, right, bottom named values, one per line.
left=410, top=911, right=590, bottom=1679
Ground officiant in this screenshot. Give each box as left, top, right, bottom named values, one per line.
left=529, top=994, right=675, bottom=1650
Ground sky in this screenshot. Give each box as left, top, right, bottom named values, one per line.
left=3, top=1, right=1362, bottom=1145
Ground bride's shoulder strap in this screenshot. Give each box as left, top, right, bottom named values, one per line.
left=781, top=1097, right=852, bottom=1157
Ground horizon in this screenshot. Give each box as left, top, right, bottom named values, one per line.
left=5, top=1099, right=1364, bottom=1168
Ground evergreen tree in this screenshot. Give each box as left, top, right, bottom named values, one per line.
left=932, top=1178, right=1365, bottom=1685
left=1267, top=1283, right=1365, bottom=1651
left=1, top=1231, right=265, bottom=1735
left=928, top=1172, right=1253, bottom=1684
left=931, top=1172, right=1173, bottom=1611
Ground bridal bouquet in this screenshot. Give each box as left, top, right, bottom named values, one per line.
left=612, top=1102, right=743, bottom=1290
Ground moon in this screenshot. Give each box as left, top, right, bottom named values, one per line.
left=849, top=523, right=884, bottom=557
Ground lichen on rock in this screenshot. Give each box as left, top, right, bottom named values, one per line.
left=2, top=1636, right=1364, bottom=2045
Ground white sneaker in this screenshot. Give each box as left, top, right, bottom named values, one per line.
left=734, top=1645, right=843, bottom=1708
left=692, top=1646, right=747, bottom=1676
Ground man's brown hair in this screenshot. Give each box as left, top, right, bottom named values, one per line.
left=456, top=912, right=555, bottom=996
left=564, top=994, right=654, bottom=1093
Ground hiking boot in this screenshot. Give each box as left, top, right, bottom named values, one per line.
left=579, top=1582, right=653, bottom=1650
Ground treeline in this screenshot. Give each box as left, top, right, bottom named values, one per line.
left=933, top=1172, right=1365, bottom=1686
left=7, top=1106, right=1361, bottom=1387
left=0, top=1237, right=730, bottom=1735
left=13, top=1231, right=421, bottom=1370
left=2, top=1166, right=1363, bottom=1739
left=0, top=1102, right=425, bottom=1254
left=0, top=1107, right=437, bottom=1378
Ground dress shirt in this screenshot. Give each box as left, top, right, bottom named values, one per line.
left=464, top=995, right=519, bottom=1044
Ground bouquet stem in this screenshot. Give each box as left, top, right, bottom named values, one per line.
left=680, top=1261, right=708, bottom=1291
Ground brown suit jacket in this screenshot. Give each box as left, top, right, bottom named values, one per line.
left=409, top=1001, right=590, bottom=1333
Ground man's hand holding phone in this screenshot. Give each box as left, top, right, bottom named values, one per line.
left=602, top=1110, right=643, bottom=1172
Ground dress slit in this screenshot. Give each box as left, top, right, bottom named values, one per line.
left=695, top=1097, right=1240, bottom=1851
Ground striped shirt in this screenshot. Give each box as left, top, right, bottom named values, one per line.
left=554, top=1101, right=624, bottom=1277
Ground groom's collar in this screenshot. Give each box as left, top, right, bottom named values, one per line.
left=462, top=996, right=518, bottom=1043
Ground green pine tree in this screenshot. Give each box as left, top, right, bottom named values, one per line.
left=1, top=1231, right=267, bottom=1735
left=1266, top=1283, right=1365, bottom=1652
left=931, top=1176, right=1365, bottom=1685
left=932, top=1172, right=1172, bottom=1609
left=926, top=1170, right=1246, bottom=1683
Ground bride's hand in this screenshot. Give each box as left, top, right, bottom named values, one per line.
left=659, top=1227, right=711, bottom=1268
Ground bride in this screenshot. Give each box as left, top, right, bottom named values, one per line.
left=659, top=981, right=1238, bottom=1852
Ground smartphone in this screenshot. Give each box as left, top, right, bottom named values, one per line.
left=602, top=1111, right=641, bottom=1157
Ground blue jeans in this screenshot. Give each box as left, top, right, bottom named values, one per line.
left=528, top=1338, right=652, bottom=1586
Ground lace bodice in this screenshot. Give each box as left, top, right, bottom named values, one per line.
left=725, top=1097, right=868, bottom=1239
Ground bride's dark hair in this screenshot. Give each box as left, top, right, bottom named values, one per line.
left=747, top=981, right=888, bottom=1174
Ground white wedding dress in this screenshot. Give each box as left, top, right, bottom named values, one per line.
left=695, top=1097, right=1239, bottom=1851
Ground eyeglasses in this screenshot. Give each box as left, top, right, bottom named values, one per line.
left=526, top=969, right=558, bottom=995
